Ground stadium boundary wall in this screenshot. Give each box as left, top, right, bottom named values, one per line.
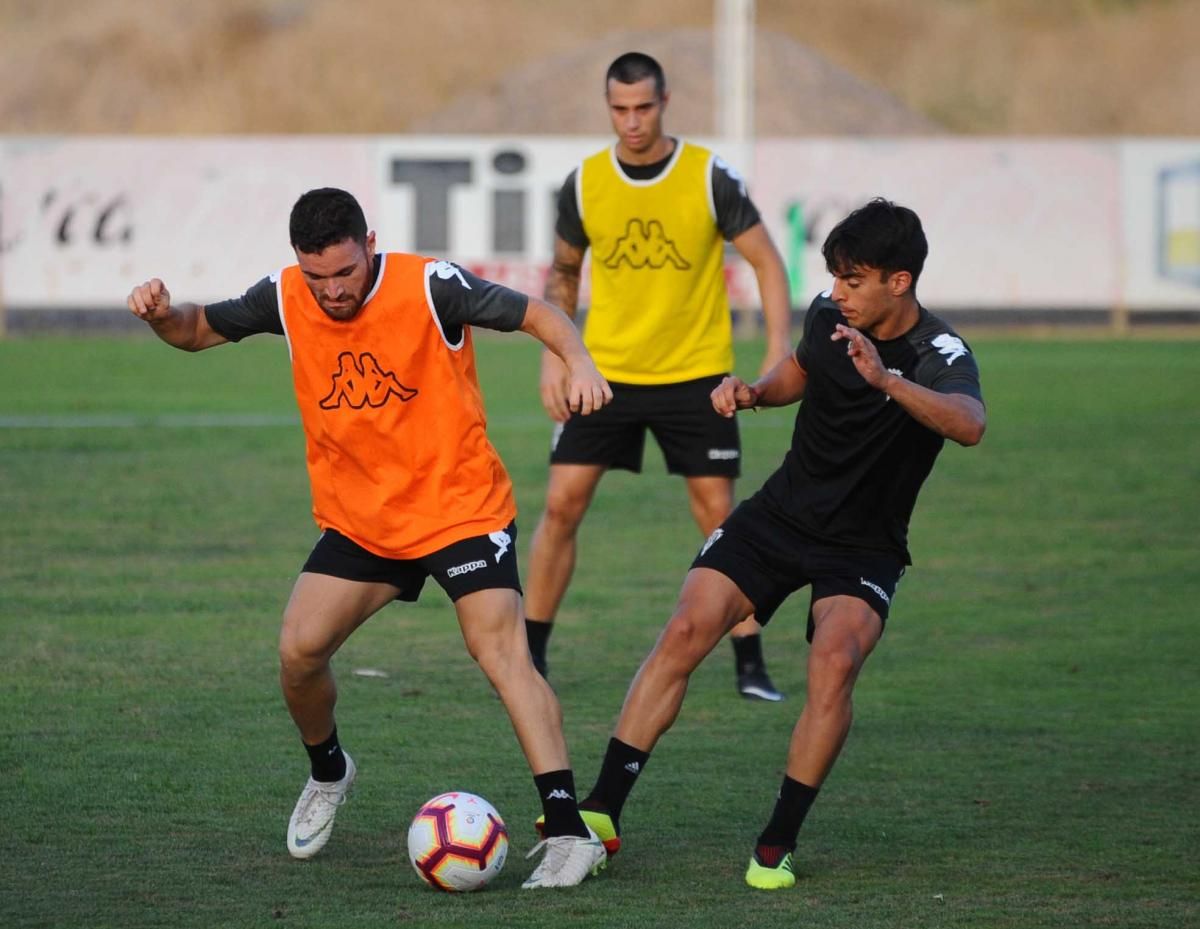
left=0, top=136, right=1197, bottom=325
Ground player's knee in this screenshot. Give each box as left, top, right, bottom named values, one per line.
left=656, top=612, right=712, bottom=668
left=809, top=643, right=860, bottom=691
left=278, top=627, right=332, bottom=679
left=541, top=486, right=591, bottom=532
left=463, top=633, right=517, bottom=681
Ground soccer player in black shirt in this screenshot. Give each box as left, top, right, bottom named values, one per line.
left=570, top=198, right=986, bottom=889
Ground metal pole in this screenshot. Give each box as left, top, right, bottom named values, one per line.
left=714, top=0, right=757, bottom=336
left=714, top=0, right=755, bottom=149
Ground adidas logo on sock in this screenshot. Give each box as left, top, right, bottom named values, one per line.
left=624, top=761, right=641, bottom=774
left=545, top=788, right=574, bottom=800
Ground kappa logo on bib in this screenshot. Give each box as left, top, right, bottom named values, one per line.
left=319, top=351, right=418, bottom=410
left=603, top=218, right=691, bottom=271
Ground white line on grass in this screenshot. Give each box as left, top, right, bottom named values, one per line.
left=0, top=411, right=790, bottom=430
left=0, top=413, right=299, bottom=429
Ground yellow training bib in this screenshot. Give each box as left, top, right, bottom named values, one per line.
left=579, top=141, right=733, bottom=384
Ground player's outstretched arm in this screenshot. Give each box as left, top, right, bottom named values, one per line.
left=127, top=278, right=228, bottom=352
left=537, top=236, right=587, bottom=421
left=889, top=382, right=986, bottom=446
left=711, top=352, right=807, bottom=418
left=520, top=297, right=612, bottom=418
left=832, top=323, right=985, bottom=446
left=731, top=223, right=793, bottom=374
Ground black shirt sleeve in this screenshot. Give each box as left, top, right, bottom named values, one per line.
left=427, top=261, right=529, bottom=338
left=910, top=314, right=985, bottom=403
left=554, top=169, right=588, bottom=249
left=711, top=155, right=762, bottom=241
left=918, top=342, right=984, bottom=402
left=203, top=275, right=282, bottom=342
left=795, top=294, right=832, bottom=371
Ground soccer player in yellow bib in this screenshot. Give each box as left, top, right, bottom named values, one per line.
left=525, top=52, right=793, bottom=701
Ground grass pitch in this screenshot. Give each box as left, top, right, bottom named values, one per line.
left=1, top=333, right=1197, bottom=929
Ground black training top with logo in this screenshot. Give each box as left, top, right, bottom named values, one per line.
left=755, top=294, right=983, bottom=564
left=203, top=255, right=527, bottom=343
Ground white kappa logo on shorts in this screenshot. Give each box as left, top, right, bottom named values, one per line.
left=700, top=528, right=724, bottom=557
left=448, top=559, right=487, bottom=578
left=489, top=530, right=512, bottom=563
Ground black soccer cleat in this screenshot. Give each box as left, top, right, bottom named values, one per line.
left=737, top=666, right=785, bottom=702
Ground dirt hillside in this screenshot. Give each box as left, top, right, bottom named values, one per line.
left=0, top=0, right=1196, bottom=134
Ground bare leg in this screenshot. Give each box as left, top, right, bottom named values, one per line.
left=524, top=463, right=606, bottom=624
left=278, top=572, right=400, bottom=743
left=785, top=595, right=883, bottom=786
left=455, top=587, right=571, bottom=773
left=613, top=568, right=756, bottom=750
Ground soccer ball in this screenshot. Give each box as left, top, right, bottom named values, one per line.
left=407, top=791, right=509, bottom=892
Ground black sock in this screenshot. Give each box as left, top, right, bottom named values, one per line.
left=525, top=619, right=552, bottom=672
left=581, top=737, right=650, bottom=831
left=304, top=727, right=347, bottom=782
left=756, top=775, right=820, bottom=850
left=732, top=632, right=765, bottom=673
left=534, top=769, right=588, bottom=838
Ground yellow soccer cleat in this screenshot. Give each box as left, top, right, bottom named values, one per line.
left=745, top=851, right=796, bottom=890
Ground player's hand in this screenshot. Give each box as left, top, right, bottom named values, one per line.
left=711, top=375, right=758, bottom=418
left=127, top=278, right=172, bottom=323
left=539, top=351, right=575, bottom=422
left=832, top=323, right=891, bottom=390
left=563, top=356, right=612, bottom=417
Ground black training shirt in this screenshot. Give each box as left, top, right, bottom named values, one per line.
left=756, top=294, right=984, bottom=563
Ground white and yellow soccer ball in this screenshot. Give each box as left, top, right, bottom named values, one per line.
left=407, top=791, right=509, bottom=892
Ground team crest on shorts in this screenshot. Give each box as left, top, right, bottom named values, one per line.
left=489, top=530, right=512, bottom=563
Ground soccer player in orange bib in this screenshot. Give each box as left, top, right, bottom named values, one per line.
left=128, top=187, right=612, bottom=889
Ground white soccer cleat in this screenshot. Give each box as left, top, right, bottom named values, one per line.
left=286, top=752, right=356, bottom=860
left=521, top=826, right=607, bottom=889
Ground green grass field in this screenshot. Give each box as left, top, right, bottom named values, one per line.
left=1, top=333, right=1197, bottom=929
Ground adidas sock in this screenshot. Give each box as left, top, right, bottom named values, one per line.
left=732, top=632, right=766, bottom=673
left=754, top=845, right=791, bottom=867
left=525, top=619, right=552, bottom=668
left=534, top=769, right=589, bottom=838
left=304, top=727, right=347, bottom=783
left=756, top=775, right=819, bottom=850
left=582, top=737, right=650, bottom=831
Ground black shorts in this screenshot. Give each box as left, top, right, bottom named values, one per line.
left=549, top=375, right=741, bottom=477
left=301, top=522, right=521, bottom=603
left=691, top=497, right=905, bottom=640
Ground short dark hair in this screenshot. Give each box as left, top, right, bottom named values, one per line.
left=822, top=198, right=927, bottom=291
left=606, top=52, right=666, bottom=99
left=289, top=187, right=368, bottom=254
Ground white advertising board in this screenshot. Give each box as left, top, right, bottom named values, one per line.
left=0, top=137, right=377, bottom=307
left=1, top=135, right=1198, bottom=314
left=1120, top=141, right=1200, bottom=308
left=751, top=138, right=1123, bottom=311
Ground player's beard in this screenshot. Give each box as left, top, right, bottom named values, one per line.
left=319, top=287, right=368, bottom=321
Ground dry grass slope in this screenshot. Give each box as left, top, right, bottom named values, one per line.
left=0, top=0, right=1196, bottom=134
